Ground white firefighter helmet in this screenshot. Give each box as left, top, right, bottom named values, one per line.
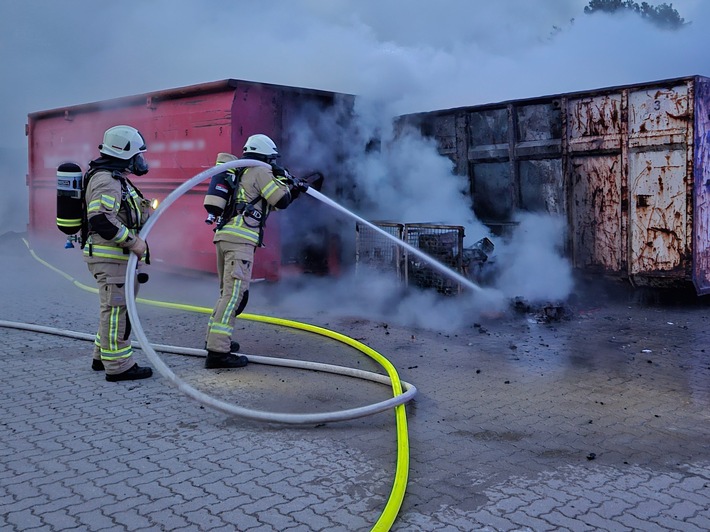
left=99, top=125, right=147, bottom=160
left=242, top=134, right=278, bottom=158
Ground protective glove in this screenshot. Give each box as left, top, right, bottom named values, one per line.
left=271, top=163, right=291, bottom=179
left=289, top=180, right=309, bottom=201
left=126, top=236, right=147, bottom=259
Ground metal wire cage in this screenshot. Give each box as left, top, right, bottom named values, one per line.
left=403, top=224, right=465, bottom=295
left=355, top=222, right=405, bottom=279
left=355, top=221, right=466, bottom=294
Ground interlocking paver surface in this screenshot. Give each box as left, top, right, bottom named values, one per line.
left=1, top=231, right=709, bottom=531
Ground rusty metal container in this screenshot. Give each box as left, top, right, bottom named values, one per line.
left=398, top=75, right=710, bottom=295
left=26, top=79, right=353, bottom=280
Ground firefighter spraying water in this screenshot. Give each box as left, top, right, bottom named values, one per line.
left=203, top=147, right=490, bottom=298
left=201, top=134, right=316, bottom=369
left=56, top=124, right=495, bottom=382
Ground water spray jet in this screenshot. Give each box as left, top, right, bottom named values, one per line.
left=306, top=187, right=490, bottom=295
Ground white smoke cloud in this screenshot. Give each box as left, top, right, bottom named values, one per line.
left=493, top=213, right=574, bottom=303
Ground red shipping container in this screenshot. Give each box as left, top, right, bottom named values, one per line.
left=26, top=79, right=351, bottom=280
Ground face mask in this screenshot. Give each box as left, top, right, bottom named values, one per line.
left=129, top=153, right=149, bottom=176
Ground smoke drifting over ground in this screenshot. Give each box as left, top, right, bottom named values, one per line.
left=263, top=266, right=510, bottom=333
left=2, top=0, right=709, bottom=329
left=493, top=213, right=573, bottom=302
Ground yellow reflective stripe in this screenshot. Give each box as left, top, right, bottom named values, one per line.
left=101, top=346, right=133, bottom=360
left=208, top=326, right=232, bottom=336
left=126, top=190, right=140, bottom=216
left=100, top=194, right=117, bottom=209
left=87, top=199, right=101, bottom=213
left=224, top=278, right=242, bottom=323
left=208, top=278, right=242, bottom=339
left=260, top=180, right=280, bottom=200
left=57, top=217, right=81, bottom=227
left=124, top=188, right=145, bottom=226
left=87, top=252, right=129, bottom=260
left=114, top=227, right=130, bottom=243
left=83, top=245, right=129, bottom=260
left=96, top=307, right=132, bottom=360
left=88, top=252, right=129, bottom=260
left=85, top=244, right=125, bottom=253
left=216, top=224, right=259, bottom=244
left=220, top=216, right=258, bottom=232
left=109, top=306, right=120, bottom=351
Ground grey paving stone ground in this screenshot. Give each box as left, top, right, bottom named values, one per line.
left=1, top=231, right=709, bottom=531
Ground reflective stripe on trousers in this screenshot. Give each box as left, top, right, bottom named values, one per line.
left=87, top=261, right=139, bottom=374
left=206, top=243, right=253, bottom=353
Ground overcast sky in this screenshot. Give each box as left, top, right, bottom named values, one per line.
left=2, top=0, right=709, bottom=232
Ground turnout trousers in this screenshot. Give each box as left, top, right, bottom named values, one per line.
left=87, top=261, right=139, bottom=375
left=205, top=240, right=254, bottom=353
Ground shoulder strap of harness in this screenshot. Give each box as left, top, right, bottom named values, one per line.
left=123, top=175, right=145, bottom=199
left=79, top=168, right=98, bottom=251
left=215, top=167, right=270, bottom=247
left=115, top=173, right=151, bottom=265
left=216, top=167, right=248, bottom=230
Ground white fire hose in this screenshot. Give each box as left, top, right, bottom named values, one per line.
left=124, top=159, right=417, bottom=424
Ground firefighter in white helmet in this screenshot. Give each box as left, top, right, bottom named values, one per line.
left=204, top=134, right=308, bottom=368
left=84, top=125, right=154, bottom=381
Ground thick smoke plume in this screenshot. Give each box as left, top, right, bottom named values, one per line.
left=278, top=95, right=571, bottom=325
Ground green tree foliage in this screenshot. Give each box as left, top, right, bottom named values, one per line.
left=584, top=0, right=688, bottom=30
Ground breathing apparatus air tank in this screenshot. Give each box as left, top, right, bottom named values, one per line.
left=203, top=152, right=239, bottom=225
left=56, top=162, right=84, bottom=247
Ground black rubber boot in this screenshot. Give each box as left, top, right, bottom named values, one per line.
left=205, top=350, right=248, bottom=369
left=92, top=359, right=104, bottom=371
left=106, top=363, right=153, bottom=382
